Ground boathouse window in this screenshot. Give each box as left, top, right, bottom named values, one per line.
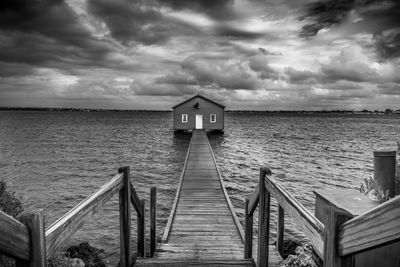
left=210, top=114, right=216, bottom=123
left=182, top=114, right=188, bottom=123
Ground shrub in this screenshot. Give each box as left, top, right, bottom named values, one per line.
left=0, top=180, right=24, bottom=267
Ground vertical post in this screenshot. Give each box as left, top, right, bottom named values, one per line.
left=277, top=204, right=284, bottom=256
left=323, top=207, right=353, bottom=267
left=244, top=198, right=253, bottom=259
left=16, top=210, right=46, bottom=267
left=137, top=199, right=145, bottom=257
left=374, top=150, right=396, bottom=197
left=150, top=187, right=157, bottom=257
left=258, top=167, right=270, bottom=267
left=118, top=166, right=132, bottom=267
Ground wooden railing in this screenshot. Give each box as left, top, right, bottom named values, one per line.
left=245, top=167, right=400, bottom=267
left=0, top=166, right=157, bottom=267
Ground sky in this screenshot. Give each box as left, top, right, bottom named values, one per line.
left=0, top=0, right=399, bottom=110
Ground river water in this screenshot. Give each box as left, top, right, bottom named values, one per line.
left=0, top=111, right=399, bottom=264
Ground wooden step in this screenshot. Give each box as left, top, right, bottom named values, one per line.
left=135, top=259, right=255, bottom=267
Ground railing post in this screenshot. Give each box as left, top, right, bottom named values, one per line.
left=244, top=198, right=253, bottom=259
left=16, top=210, right=46, bottom=267
left=323, top=207, right=353, bottom=267
left=118, top=166, right=132, bottom=267
left=138, top=199, right=145, bottom=257
left=277, top=204, right=284, bottom=256
left=150, top=187, right=157, bottom=257
left=258, top=167, right=270, bottom=267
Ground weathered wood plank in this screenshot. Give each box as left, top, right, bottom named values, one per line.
left=119, top=166, right=132, bottom=266
left=157, top=130, right=249, bottom=262
left=16, top=210, right=46, bottom=267
left=338, top=195, right=400, bottom=256
left=248, top=184, right=259, bottom=217
left=244, top=198, right=253, bottom=259
left=0, top=210, right=30, bottom=261
left=264, top=175, right=325, bottom=258
left=45, top=172, right=123, bottom=257
left=277, top=205, right=284, bottom=256
left=258, top=168, right=270, bottom=267
left=161, top=132, right=193, bottom=243
left=323, top=207, right=353, bottom=267
left=138, top=199, right=145, bottom=257
left=150, top=187, right=157, bottom=257
left=130, top=181, right=143, bottom=217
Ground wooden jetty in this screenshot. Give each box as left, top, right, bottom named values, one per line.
left=137, top=130, right=281, bottom=266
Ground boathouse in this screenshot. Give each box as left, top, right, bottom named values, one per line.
left=172, top=94, right=225, bottom=132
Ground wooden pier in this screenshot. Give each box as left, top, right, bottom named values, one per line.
left=137, top=130, right=281, bottom=266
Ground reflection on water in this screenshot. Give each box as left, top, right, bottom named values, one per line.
left=0, top=111, right=399, bottom=262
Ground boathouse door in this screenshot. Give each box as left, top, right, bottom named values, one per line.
left=195, top=114, right=203, bottom=129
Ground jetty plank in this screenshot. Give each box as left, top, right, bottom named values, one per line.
left=139, top=130, right=281, bottom=266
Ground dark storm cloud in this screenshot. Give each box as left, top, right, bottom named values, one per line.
left=0, top=0, right=112, bottom=75
left=284, top=67, right=319, bottom=83
left=378, top=83, right=400, bottom=95
left=299, top=0, right=400, bottom=59
left=0, top=0, right=103, bottom=49
left=181, top=56, right=258, bottom=90
left=155, top=74, right=198, bottom=85
left=158, top=0, right=235, bottom=20
left=214, top=25, right=264, bottom=39
left=373, top=32, right=400, bottom=60
left=248, top=55, right=279, bottom=80
left=87, top=0, right=198, bottom=46
left=299, top=0, right=354, bottom=38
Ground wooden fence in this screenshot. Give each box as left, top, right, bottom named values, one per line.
left=245, top=167, right=400, bottom=267
left=0, top=166, right=157, bottom=267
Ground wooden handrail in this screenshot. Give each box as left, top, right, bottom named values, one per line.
left=130, top=181, right=143, bottom=217
left=338, top=195, right=400, bottom=256
left=247, top=184, right=259, bottom=217
left=45, top=172, right=124, bottom=257
left=1, top=167, right=154, bottom=266
left=0, top=211, right=30, bottom=260
left=264, top=175, right=325, bottom=258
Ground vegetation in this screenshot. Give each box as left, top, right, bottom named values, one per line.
left=359, top=177, right=391, bottom=203
left=0, top=180, right=24, bottom=267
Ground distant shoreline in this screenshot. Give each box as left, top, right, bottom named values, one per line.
left=0, top=107, right=399, bottom=115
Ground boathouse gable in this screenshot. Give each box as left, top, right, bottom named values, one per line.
left=173, top=95, right=224, bottom=131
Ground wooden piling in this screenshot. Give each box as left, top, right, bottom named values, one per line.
left=118, top=166, right=132, bottom=267
left=16, top=210, right=46, bottom=267
left=138, top=199, right=145, bottom=257
left=258, top=167, right=271, bottom=267
left=244, top=198, right=253, bottom=259
left=374, top=150, right=396, bottom=197
left=150, top=187, right=157, bottom=257
left=276, top=205, right=284, bottom=256
left=323, top=207, right=353, bottom=267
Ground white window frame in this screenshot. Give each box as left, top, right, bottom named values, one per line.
left=182, top=114, right=188, bottom=123
left=210, top=114, right=216, bottom=123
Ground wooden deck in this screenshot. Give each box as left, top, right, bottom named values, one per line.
left=137, top=130, right=281, bottom=266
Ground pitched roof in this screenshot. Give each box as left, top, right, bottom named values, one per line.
left=172, top=94, right=225, bottom=109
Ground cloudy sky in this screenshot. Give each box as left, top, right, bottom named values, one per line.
left=0, top=0, right=399, bottom=110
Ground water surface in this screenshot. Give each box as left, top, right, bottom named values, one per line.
left=0, top=111, right=399, bottom=264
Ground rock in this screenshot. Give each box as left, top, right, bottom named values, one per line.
left=280, top=238, right=301, bottom=259
left=280, top=243, right=319, bottom=267
left=69, top=258, right=85, bottom=267
left=67, top=242, right=106, bottom=267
